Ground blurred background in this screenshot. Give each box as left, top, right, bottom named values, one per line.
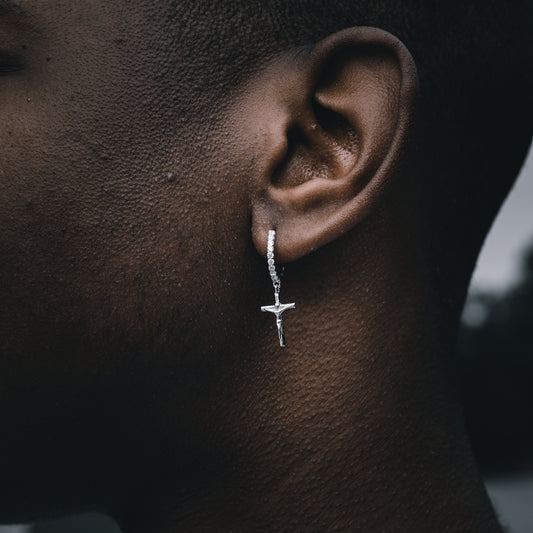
left=1, top=144, right=532, bottom=533
left=457, top=141, right=533, bottom=533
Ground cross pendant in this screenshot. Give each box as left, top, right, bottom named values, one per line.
left=261, top=290, right=295, bottom=347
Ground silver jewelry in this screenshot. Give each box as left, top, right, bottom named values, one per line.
left=261, top=230, right=295, bottom=347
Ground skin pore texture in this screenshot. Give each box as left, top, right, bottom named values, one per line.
left=0, top=0, right=532, bottom=532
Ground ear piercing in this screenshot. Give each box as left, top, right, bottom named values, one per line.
left=261, top=230, right=295, bottom=347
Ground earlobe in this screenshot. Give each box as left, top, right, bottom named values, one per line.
left=250, top=27, right=418, bottom=262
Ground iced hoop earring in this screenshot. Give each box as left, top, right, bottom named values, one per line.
left=261, top=230, right=295, bottom=347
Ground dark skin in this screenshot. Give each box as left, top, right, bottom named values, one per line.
left=1, top=1, right=526, bottom=531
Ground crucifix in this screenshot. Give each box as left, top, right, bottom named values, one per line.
left=261, top=230, right=295, bottom=347
left=261, top=289, right=295, bottom=347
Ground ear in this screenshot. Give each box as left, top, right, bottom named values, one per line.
left=250, top=27, right=418, bottom=262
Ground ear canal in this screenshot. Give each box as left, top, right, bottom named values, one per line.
left=251, top=27, right=418, bottom=262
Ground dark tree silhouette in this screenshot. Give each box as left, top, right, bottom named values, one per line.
left=457, top=241, right=533, bottom=474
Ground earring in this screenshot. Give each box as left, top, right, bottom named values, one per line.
left=261, top=230, right=295, bottom=347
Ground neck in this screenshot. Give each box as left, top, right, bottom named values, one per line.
left=118, top=235, right=500, bottom=533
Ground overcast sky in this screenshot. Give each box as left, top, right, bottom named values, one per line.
left=470, top=142, right=533, bottom=293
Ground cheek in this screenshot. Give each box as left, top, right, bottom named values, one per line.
left=0, top=1, right=254, bottom=407
left=0, top=76, right=249, bottom=371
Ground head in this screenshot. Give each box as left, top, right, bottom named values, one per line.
left=0, top=0, right=531, bottom=525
